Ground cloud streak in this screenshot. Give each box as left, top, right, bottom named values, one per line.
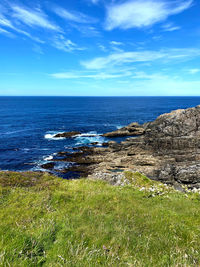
left=188, top=68, right=200, bottom=74
left=105, top=0, right=193, bottom=30
left=54, top=6, right=96, bottom=24
left=51, top=70, right=132, bottom=79
left=82, top=48, right=200, bottom=69
left=52, top=35, right=85, bottom=52
left=11, top=5, right=61, bottom=31
left=162, top=23, right=181, bottom=31
left=0, top=13, right=45, bottom=43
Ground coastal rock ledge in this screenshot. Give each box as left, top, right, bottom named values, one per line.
left=53, top=105, right=200, bottom=188
left=94, top=105, right=200, bottom=188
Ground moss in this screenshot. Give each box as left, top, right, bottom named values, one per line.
left=124, top=171, right=154, bottom=186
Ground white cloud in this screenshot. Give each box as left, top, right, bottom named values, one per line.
left=110, top=41, right=123, bottom=46
left=52, top=35, right=85, bottom=52
left=188, top=68, right=200, bottom=74
left=0, top=14, right=44, bottom=43
left=98, top=44, right=107, bottom=52
left=0, top=16, right=13, bottom=28
left=105, top=0, right=193, bottom=30
left=82, top=48, right=200, bottom=69
left=11, top=5, right=61, bottom=31
left=54, top=7, right=96, bottom=24
left=0, top=27, right=14, bottom=37
left=50, top=70, right=131, bottom=79
left=70, top=24, right=100, bottom=37
left=162, top=23, right=181, bottom=31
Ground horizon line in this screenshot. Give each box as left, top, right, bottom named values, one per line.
left=1, top=95, right=200, bottom=97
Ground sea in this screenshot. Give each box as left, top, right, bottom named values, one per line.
left=1, top=96, right=200, bottom=178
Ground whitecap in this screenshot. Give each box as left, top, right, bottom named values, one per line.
left=54, top=162, right=71, bottom=171
left=22, top=148, right=30, bottom=152
left=43, top=155, right=53, bottom=161
left=44, top=132, right=65, bottom=140
left=74, top=131, right=105, bottom=146
left=74, top=131, right=99, bottom=138
left=116, top=125, right=124, bottom=130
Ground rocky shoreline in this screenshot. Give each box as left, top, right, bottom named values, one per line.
left=42, top=105, right=200, bottom=188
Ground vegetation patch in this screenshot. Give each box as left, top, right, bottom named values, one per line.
left=0, top=171, right=200, bottom=266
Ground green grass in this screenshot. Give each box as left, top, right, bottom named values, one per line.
left=0, top=171, right=200, bottom=266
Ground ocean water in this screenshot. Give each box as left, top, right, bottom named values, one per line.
left=1, top=96, right=200, bottom=178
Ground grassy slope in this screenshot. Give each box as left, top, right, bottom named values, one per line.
left=0, top=172, right=200, bottom=266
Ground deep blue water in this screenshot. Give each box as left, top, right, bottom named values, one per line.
left=1, top=96, right=200, bottom=177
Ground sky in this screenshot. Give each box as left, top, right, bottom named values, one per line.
left=1, top=0, right=200, bottom=96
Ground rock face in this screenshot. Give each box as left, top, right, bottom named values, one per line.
left=102, top=122, right=145, bottom=137
left=54, top=131, right=80, bottom=138
left=145, top=106, right=200, bottom=138
left=50, top=105, right=200, bottom=188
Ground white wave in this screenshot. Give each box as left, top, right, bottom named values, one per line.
left=31, top=166, right=49, bottom=172
left=54, top=162, right=71, bottom=170
left=74, top=131, right=105, bottom=146
left=22, top=148, right=30, bottom=152
left=74, top=131, right=99, bottom=137
left=43, top=155, right=53, bottom=161
left=116, top=125, right=124, bottom=130
left=44, top=132, right=65, bottom=140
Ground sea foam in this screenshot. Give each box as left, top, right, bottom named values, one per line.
left=74, top=131, right=105, bottom=146
left=44, top=132, right=65, bottom=140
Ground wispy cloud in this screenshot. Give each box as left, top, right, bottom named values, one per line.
left=188, top=68, right=200, bottom=74
left=0, top=26, right=14, bottom=37
left=70, top=24, right=100, bottom=37
left=110, top=41, right=123, bottom=46
left=54, top=6, right=96, bottom=24
left=98, top=44, right=107, bottom=52
left=11, top=5, right=61, bottom=31
left=82, top=48, right=200, bottom=69
left=0, top=15, right=13, bottom=28
left=52, top=35, right=85, bottom=52
left=50, top=70, right=131, bottom=79
left=0, top=13, right=45, bottom=43
left=105, top=0, right=193, bottom=30
left=162, top=23, right=181, bottom=31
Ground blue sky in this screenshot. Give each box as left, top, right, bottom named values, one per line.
left=1, top=0, right=200, bottom=96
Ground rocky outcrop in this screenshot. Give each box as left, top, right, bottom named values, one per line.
left=102, top=122, right=145, bottom=137
left=54, top=131, right=80, bottom=138
left=49, top=105, right=200, bottom=188
left=145, top=106, right=200, bottom=138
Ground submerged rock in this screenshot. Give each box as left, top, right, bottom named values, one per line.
left=54, top=131, right=80, bottom=138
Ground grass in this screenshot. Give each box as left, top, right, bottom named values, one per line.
left=0, top=171, right=200, bottom=266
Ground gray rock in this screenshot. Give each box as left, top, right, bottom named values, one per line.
left=103, top=122, right=145, bottom=137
